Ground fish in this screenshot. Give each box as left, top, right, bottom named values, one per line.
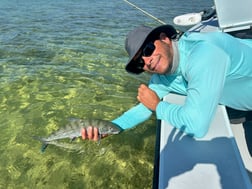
left=33, top=118, right=122, bottom=152
left=40, top=140, right=85, bottom=153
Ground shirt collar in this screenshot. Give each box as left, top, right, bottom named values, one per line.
left=167, top=40, right=179, bottom=74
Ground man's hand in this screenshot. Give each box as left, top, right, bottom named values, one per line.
left=81, top=127, right=99, bottom=141
left=81, top=127, right=108, bottom=141
left=137, top=84, right=160, bottom=111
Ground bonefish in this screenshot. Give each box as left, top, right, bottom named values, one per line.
left=33, top=118, right=122, bottom=152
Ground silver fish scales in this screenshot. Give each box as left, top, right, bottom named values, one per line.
left=33, top=118, right=122, bottom=152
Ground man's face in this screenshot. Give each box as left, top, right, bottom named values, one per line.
left=137, top=35, right=173, bottom=74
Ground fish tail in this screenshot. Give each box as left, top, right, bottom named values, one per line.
left=32, top=136, right=49, bottom=153
left=41, top=143, right=49, bottom=153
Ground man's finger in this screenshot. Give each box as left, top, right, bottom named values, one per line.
left=87, top=126, right=94, bottom=139
left=81, top=128, right=87, bottom=140
left=93, top=127, right=99, bottom=141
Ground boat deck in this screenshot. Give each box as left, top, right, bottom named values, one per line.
left=154, top=94, right=252, bottom=189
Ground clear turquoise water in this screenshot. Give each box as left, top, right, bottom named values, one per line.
left=0, top=0, right=213, bottom=188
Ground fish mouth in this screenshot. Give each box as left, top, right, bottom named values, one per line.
left=112, top=131, right=121, bottom=134
left=109, top=129, right=122, bottom=134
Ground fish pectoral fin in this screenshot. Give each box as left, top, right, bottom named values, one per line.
left=97, top=134, right=102, bottom=145
left=70, top=137, right=77, bottom=142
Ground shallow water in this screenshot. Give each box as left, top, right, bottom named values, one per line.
left=0, top=0, right=213, bottom=188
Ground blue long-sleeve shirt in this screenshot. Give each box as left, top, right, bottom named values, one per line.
left=112, top=31, right=252, bottom=138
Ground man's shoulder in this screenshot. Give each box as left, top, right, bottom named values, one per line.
left=181, top=31, right=226, bottom=41
left=179, top=31, right=227, bottom=53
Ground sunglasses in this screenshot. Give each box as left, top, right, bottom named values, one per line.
left=135, top=42, right=156, bottom=70
left=142, top=42, right=156, bottom=57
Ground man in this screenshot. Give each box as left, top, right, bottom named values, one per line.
left=82, top=24, right=252, bottom=142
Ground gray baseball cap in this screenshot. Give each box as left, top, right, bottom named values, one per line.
left=125, top=24, right=178, bottom=74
